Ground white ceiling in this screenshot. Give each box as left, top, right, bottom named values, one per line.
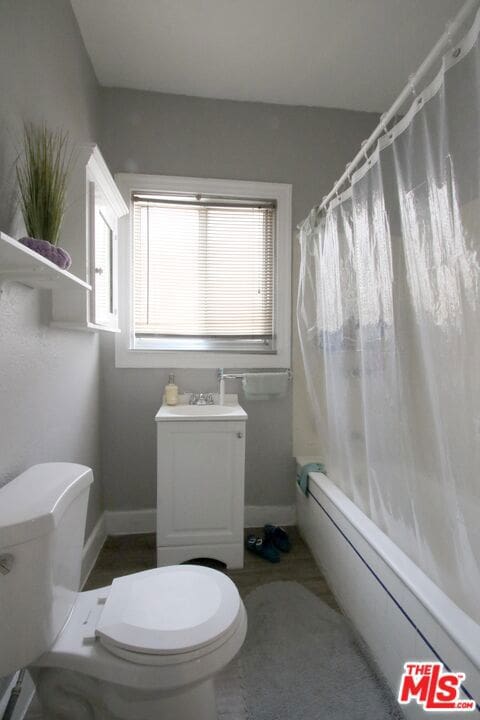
left=71, top=0, right=465, bottom=113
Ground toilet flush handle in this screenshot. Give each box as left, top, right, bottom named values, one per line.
left=0, top=554, right=14, bottom=575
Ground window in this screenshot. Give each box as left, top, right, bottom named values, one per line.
left=115, top=175, right=291, bottom=368
left=133, top=193, right=275, bottom=351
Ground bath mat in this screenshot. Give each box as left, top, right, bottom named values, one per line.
left=216, top=657, right=248, bottom=720
left=232, top=581, right=404, bottom=720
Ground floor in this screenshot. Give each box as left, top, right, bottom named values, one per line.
left=84, top=527, right=340, bottom=612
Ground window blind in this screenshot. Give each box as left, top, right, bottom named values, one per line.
left=132, top=194, right=275, bottom=341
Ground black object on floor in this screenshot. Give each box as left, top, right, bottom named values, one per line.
left=245, top=534, right=280, bottom=563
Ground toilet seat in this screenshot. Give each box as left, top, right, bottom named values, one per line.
left=95, top=565, right=241, bottom=662
left=34, top=578, right=247, bottom=691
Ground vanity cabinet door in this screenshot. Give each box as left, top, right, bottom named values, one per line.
left=157, top=420, right=245, bottom=547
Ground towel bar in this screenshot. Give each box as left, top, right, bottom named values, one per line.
left=217, top=369, right=293, bottom=380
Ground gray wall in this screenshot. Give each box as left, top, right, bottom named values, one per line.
left=0, top=0, right=103, bottom=536
left=0, top=0, right=378, bottom=520
left=99, top=89, right=378, bottom=511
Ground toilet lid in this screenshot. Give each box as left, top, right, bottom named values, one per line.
left=95, top=565, right=241, bottom=656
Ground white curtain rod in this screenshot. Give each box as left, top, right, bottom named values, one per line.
left=302, top=0, right=479, bottom=224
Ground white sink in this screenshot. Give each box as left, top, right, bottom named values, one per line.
left=163, top=405, right=238, bottom=417
left=155, top=394, right=247, bottom=422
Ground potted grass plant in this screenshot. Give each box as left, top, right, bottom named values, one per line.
left=16, top=122, right=73, bottom=270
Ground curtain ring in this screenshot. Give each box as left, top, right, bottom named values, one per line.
left=407, top=73, right=416, bottom=96
left=445, top=21, right=454, bottom=48
left=445, top=21, right=461, bottom=58
left=320, top=194, right=330, bottom=213
left=361, top=139, right=370, bottom=162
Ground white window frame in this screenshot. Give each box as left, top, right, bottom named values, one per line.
left=115, top=173, right=292, bottom=369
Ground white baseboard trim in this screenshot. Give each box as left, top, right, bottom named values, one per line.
left=245, top=504, right=296, bottom=528
left=105, top=508, right=156, bottom=535
left=81, top=513, right=107, bottom=588
left=101, top=505, right=297, bottom=537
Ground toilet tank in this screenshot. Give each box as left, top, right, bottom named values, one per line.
left=0, top=463, right=93, bottom=676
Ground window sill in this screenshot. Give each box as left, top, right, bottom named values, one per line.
left=114, top=343, right=291, bottom=369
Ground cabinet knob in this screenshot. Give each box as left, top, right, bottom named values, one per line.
left=237, top=432, right=244, bottom=439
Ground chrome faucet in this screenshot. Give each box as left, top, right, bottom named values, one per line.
left=189, top=392, right=214, bottom=406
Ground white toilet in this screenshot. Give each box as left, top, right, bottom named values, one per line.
left=0, top=463, right=247, bottom=720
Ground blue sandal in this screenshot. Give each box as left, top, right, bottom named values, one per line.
left=246, top=534, right=280, bottom=563
left=264, top=525, right=291, bottom=553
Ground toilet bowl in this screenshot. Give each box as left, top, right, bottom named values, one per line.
left=0, top=464, right=247, bottom=720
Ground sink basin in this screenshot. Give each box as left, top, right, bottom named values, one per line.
left=165, top=405, right=238, bottom=416
left=155, top=394, right=247, bottom=422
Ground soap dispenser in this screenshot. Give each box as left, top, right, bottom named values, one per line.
left=165, top=373, right=179, bottom=406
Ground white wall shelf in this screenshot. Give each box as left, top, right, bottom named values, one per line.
left=0, top=232, right=91, bottom=292
left=50, top=321, right=121, bottom=333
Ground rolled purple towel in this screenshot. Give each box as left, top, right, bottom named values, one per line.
left=19, top=237, right=72, bottom=270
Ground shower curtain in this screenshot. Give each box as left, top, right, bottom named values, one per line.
left=298, top=8, right=480, bottom=624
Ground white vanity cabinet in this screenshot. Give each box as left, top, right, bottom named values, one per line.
left=155, top=396, right=247, bottom=569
